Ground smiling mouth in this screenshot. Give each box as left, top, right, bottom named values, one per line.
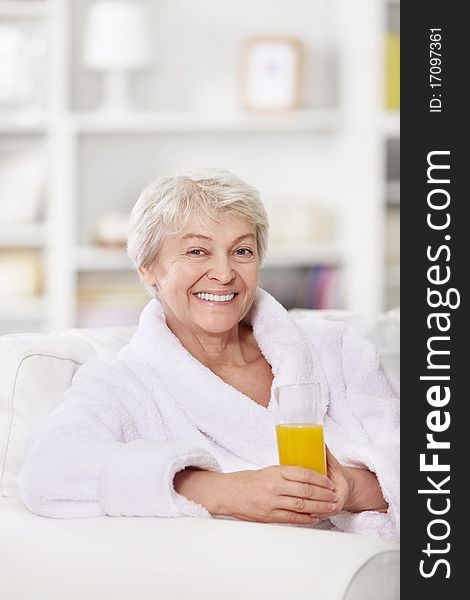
left=194, top=292, right=237, bottom=303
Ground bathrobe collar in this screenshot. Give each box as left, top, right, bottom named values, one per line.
left=129, top=288, right=326, bottom=466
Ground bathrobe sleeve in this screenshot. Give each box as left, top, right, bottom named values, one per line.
left=326, top=325, right=400, bottom=541
left=18, top=358, right=221, bottom=519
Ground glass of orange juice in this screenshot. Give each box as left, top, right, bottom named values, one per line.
left=274, top=383, right=326, bottom=476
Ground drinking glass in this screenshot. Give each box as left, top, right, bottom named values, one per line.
left=274, top=382, right=326, bottom=475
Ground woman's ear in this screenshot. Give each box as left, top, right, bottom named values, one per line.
left=138, top=266, right=156, bottom=286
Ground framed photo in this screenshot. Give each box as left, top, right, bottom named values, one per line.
left=240, top=36, right=303, bottom=111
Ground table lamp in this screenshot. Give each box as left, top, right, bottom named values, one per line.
left=82, top=1, right=151, bottom=112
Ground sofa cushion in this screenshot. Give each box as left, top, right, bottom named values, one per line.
left=0, top=327, right=134, bottom=497
left=0, top=309, right=399, bottom=498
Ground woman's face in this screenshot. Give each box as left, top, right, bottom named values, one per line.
left=139, top=211, right=260, bottom=335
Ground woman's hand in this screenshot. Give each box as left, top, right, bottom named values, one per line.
left=174, top=446, right=387, bottom=522
left=322, top=447, right=351, bottom=516
left=324, top=447, right=389, bottom=514
left=175, top=465, right=338, bottom=525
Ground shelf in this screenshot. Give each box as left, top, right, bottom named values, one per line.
left=0, top=222, right=47, bottom=247
left=71, top=110, right=341, bottom=134
left=76, top=246, right=132, bottom=272
left=0, top=113, right=47, bottom=133
left=76, top=243, right=342, bottom=272
left=263, top=244, right=342, bottom=268
left=0, top=296, right=46, bottom=320
left=0, top=110, right=341, bottom=135
left=0, top=1, right=49, bottom=19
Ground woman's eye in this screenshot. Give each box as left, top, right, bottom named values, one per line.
left=187, top=249, right=206, bottom=256
left=235, top=248, right=254, bottom=257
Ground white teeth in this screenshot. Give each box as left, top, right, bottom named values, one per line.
left=196, top=293, right=235, bottom=302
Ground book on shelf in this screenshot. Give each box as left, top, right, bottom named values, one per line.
left=385, top=206, right=400, bottom=263
left=76, top=272, right=148, bottom=327
left=307, top=265, right=342, bottom=310
left=385, top=32, right=400, bottom=110
left=0, top=249, right=43, bottom=297
left=260, top=264, right=342, bottom=311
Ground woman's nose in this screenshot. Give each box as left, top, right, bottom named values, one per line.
left=207, top=254, right=235, bottom=283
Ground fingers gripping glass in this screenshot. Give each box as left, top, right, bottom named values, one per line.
left=274, top=383, right=326, bottom=476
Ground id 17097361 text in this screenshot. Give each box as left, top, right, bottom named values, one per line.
left=429, top=28, right=442, bottom=113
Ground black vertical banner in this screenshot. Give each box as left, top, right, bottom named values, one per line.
left=401, top=2, right=465, bottom=595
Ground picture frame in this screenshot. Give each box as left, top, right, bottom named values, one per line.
left=240, top=36, right=303, bottom=111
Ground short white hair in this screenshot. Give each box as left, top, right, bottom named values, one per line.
left=127, top=167, right=269, bottom=297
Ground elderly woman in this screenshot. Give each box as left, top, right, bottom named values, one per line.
left=19, top=168, right=399, bottom=540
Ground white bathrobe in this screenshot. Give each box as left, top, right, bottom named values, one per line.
left=19, top=289, right=400, bottom=541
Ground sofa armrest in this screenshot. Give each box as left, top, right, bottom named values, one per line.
left=0, top=497, right=399, bottom=600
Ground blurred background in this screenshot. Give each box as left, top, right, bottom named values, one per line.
left=0, top=0, right=399, bottom=334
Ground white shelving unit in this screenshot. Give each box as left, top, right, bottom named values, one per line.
left=0, top=0, right=399, bottom=333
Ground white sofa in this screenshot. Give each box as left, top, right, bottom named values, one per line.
left=0, top=309, right=400, bottom=600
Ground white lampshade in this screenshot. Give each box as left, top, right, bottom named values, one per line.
left=83, top=1, right=151, bottom=71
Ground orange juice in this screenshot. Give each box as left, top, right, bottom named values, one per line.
left=275, top=423, right=326, bottom=475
